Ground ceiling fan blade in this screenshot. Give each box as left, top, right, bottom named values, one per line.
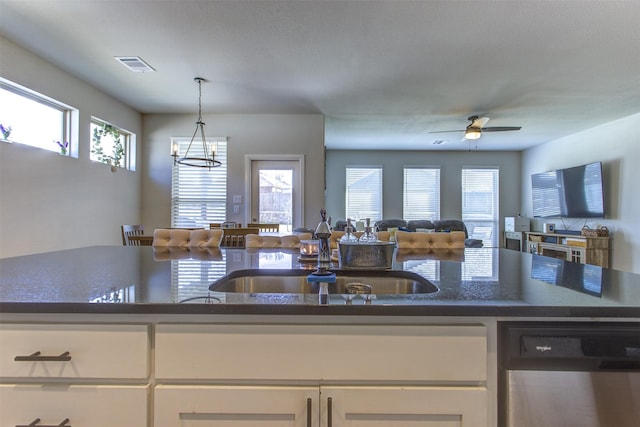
left=480, top=126, right=522, bottom=132
left=428, top=129, right=465, bottom=134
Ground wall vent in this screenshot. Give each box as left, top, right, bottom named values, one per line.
left=114, top=56, right=155, bottom=72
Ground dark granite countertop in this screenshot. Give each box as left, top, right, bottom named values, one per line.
left=0, top=246, right=638, bottom=318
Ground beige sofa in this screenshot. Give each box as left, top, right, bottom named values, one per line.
left=395, top=230, right=466, bottom=250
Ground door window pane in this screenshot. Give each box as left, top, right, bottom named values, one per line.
left=258, top=169, right=293, bottom=231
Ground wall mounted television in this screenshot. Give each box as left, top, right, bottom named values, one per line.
left=531, top=161, right=605, bottom=218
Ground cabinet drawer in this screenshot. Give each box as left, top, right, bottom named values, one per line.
left=156, top=324, right=487, bottom=382
left=0, top=384, right=148, bottom=426
left=0, top=324, right=149, bottom=379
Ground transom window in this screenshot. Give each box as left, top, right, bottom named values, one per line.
left=0, top=79, right=75, bottom=154
left=345, top=167, right=383, bottom=222
left=90, top=119, right=134, bottom=170
left=403, top=167, right=440, bottom=221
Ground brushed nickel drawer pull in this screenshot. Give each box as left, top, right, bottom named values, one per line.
left=14, top=351, right=72, bottom=362
left=306, top=397, right=312, bottom=427
left=16, top=418, right=71, bottom=427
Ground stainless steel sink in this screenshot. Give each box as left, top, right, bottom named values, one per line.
left=209, top=269, right=438, bottom=294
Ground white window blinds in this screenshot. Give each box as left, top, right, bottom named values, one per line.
left=462, top=168, right=499, bottom=247
left=345, top=167, right=383, bottom=221
left=171, top=138, right=228, bottom=228
left=403, top=167, right=440, bottom=221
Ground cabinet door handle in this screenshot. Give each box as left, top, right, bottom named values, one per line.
left=14, top=351, right=72, bottom=362
left=306, top=397, right=312, bottom=427
left=327, top=397, right=332, bottom=427
left=16, top=418, right=71, bottom=427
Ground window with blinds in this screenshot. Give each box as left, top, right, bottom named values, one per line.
left=462, top=168, right=499, bottom=247
left=403, top=167, right=440, bottom=221
left=171, top=257, right=228, bottom=303
left=171, top=137, right=228, bottom=229
left=345, top=167, right=383, bottom=221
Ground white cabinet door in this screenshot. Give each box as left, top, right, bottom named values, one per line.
left=154, top=385, right=318, bottom=427
left=0, top=384, right=148, bottom=426
left=321, top=386, right=488, bottom=427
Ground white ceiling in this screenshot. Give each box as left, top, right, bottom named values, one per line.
left=1, top=0, right=639, bottom=151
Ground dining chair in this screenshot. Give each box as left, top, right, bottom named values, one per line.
left=220, top=227, right=260, bottom=248
left=247, top=223, right=280, bottom=233
left=121, top=224, right=145, bottom=246
left=245, top=233, right=313, bottom=248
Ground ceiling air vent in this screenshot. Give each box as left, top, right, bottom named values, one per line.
left=114, top=56, right=155, bottom=73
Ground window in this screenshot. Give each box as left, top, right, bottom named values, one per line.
left=171, top=137, right=228, bottom=228
left=345, top=167, right=382, bottom=221
left=462, top=168, right=499, bottom=247
left=403, top=167, right=440, bottom=220
left=90, top=119, right=134, bottom=170
left=0, top=79, right=75, bottom=154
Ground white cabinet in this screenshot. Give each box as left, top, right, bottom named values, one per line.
left=155, top=385, right=317, bottom=427
left=154, top=323, right=489, bottom=427
left=154, top=385, right=486, bottom=427
left=325, top=386, right=487, bottom=427
left=0, top=323, right=150, bottom=426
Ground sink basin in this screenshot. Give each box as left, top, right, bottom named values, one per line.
left=209, top=269, right=438, bottom=294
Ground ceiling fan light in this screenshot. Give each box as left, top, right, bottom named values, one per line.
left=465, top=129, right=482, bottom=140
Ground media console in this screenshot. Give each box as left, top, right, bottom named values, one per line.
left=525, top=231, right=610, bottom=268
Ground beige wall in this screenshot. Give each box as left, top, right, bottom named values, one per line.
left=0, top=37, right=143, bottom=258
left=522, top=113, right=640, bottom=273
left=141, top=113, right=325, bottom=231
left=324, top=149, right=522, bottom=230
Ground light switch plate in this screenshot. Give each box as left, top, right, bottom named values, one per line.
left=233, top=205, right=240, bottom=214
left=232, top=195, right=242, bottom=204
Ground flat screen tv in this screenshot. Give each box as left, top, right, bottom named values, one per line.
left=531, top=161, right=604, bottom=218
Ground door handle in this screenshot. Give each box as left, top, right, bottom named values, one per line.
left=327, top=397, right=332, bottom=427
left=306, top=397, right=312, bottom=427
left=14, top=351, right=72, bottom=362
left=16, top=418, right=71, bottom=427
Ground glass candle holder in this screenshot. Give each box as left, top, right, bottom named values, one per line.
left=299, top=240, right=319, bottom=257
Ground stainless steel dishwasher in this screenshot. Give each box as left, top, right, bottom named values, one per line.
left=499, top=322, right=640, bottom=427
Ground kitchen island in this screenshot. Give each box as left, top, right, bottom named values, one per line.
left=1, top=246, right=638, bottom=427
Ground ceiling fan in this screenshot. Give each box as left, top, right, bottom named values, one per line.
left=430, top=116, right=522, bottom=140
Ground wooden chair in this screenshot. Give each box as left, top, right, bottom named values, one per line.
left=121, top=224, right=145, bottom=246
left=247, top=223, right=280, bottom=233
left=220, top=227, right=260, bottom=248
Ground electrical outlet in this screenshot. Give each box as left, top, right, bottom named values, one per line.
left=233, top=205, right=240, bottom=214
left=232, top=195, right=242, bottom=204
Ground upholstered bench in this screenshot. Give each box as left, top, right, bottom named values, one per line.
left=152, top=228, right=224, bottom=247
left=395, top=230, right=466, bottom=250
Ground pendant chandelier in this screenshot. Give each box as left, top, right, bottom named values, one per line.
left=171, top=77, right=221, bottom=169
